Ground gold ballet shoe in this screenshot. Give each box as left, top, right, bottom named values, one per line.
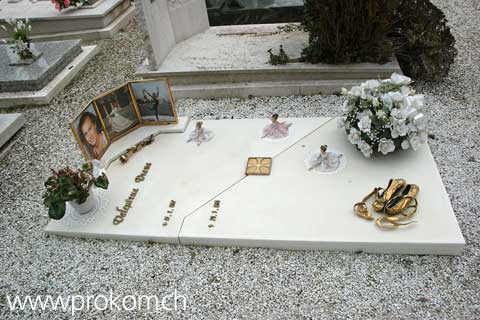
left=372, top=178, right=406, bottom=212
left=353, top=188, right=379, bottom=221
left=385, top=184, right=420, bottom=216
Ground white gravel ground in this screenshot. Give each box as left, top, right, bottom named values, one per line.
left=0, top=1, right=479, bottom=319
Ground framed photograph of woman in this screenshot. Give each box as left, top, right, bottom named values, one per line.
left=70, top=102, right=110, bottom=160
left=129, top=79, right=178, bottom=125
left=94, top=84, right=140, bottom=141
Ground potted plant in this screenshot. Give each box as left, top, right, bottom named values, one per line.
left=43, top=162, right=109, bottom=220
left=1, top=19, right=36, bottom=62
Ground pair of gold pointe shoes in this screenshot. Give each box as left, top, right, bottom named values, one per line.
left=354, top=179, right=420, bottom=229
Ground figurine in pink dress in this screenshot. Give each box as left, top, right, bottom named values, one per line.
left=261, top=114, right=292, bottom=139
left=187, top=121, right=214, bottom=146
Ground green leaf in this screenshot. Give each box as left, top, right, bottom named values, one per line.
left=81, top=162, right=93, bottom=172
left=48, top=202, right=66, bottom=220
left=44, top=177, right=56, bottom=187
left=94, top=174, right=109, bottom=190
left=58, top=175, right=73, bottom=187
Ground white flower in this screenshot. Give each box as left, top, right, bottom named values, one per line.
left=356, top=110, right=373, bottom=120
left=401, top=140, right=410, bottom=150
left=391, top=92, right=405, bottom=103
left=341, top=88, right=349, bottom=96
left=376, top=110, right=386, bottom=119
left=349, top=86, right=366, bottom=99
left=408, top=133, right=422, bottom=151
left=412, top=113, right=427, bottom=131
left=363, top=80, right=381, bottom=90
left=407, top=122, right=418, bottom=132
left=347, top=127, right=362, bottom=145
left=381, top=94, right=393, bottom=109
left=390, top=73, right=412, bottom=85
left=404, top=105, right=418, bottom=119
left=378, top=138, right=396, bottom=155
left=391, top=108, right=407, bottom=121
left=337, top=117, right=346, bottom=128
left=372, top=97, right=380, bottom=107
left=341, top=100, right=353, bottom=113
left=410, top=94, right=425, bottom=110
left=392, top=120, right=408, bottom=137
left=358, top=140, right=373, bottom=158
left=358, top=116, right=372, bottom=133
left=400, top=86, right=411, bottom=96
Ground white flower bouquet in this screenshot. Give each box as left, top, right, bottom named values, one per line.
left=1, top=19, right=34, bottom=59
left=338, top=73, right=428, bottom=158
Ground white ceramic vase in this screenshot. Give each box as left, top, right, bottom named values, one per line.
left=68, top=191, right=96, bottom=214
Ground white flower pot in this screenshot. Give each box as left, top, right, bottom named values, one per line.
left=68, top=192, right=96, bottom=214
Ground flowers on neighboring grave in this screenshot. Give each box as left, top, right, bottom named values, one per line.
left=51, top=0, right=89, bottom=11
left=1, top=18, right=34, bottom=59
left=338, top=73, right=428, bottom=158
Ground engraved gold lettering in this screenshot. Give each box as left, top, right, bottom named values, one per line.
left=113, top=188, right=139, bottom=225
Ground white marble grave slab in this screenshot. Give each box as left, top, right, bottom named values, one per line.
left=179, top=119, right=465, bottom=255
left=45, top=117, right=329, bottom=244
left=45, top=117, right=465, bottom=255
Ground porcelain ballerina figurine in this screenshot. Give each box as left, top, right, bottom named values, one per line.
left=261, top=114, right=292, bottom=139
left=305, top=145, right=344, bottom=172
left=187, top=121, right=214, bottom=146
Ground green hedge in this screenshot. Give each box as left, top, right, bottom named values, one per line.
left=301, top=0, right=457, bottom=80
left=302, top=0, right=398, bottom=64
left=392, top=0, right=457, bottom=80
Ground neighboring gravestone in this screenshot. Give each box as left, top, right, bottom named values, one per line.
left=0, top=40, right=82, bottom=92
left=136, top=0, right=175, bottom=70
left=0, top=39, right=99, bottom=108
left=0, top=0, right=134, bottom=41
left=0, top=113, right=25, bottom=152
left=136, top=0, right=209, bottom=69
left=168, top=0, right=210, bottom=43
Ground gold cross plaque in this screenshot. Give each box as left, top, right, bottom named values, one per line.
left=245, top=157, right=272, bottom=176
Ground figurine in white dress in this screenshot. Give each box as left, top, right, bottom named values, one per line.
left=187, top=121, right=214, bottom=146
left=261, top=114, right=292, bottom=139
left=305, top=145, right=343, bottom=172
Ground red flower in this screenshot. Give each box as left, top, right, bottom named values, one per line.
left=64, top=0, right=70, bottom=8
left=54, top=1, right=61, bottom=10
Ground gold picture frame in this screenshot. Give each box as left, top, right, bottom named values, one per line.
left=93, top=82, right=142, bottom=143
left=70, top=79, right=179, bottom=161
left=70, top=101, right=110, bottom=161
left=128, top=78, right=178, bottom=126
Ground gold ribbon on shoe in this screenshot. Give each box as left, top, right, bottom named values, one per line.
left=375, top=216, right=417, bottom=229
left=353, top=188, right=379, bottom=220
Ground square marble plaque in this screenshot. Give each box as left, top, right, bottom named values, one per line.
left=245, top=157, right=272, bottom=176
